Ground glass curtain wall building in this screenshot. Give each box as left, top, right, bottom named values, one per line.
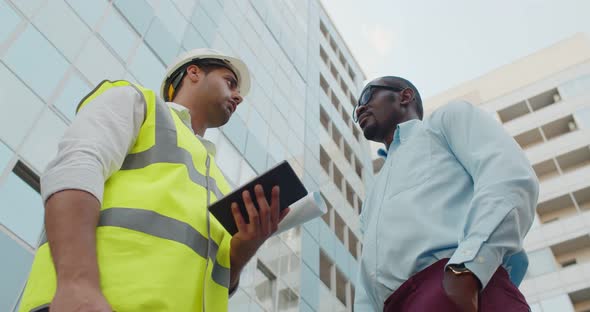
left=425, top=34, right=590, bottom=312
left=0, top=0, right=372, bottom=311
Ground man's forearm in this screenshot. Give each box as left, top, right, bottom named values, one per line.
left=45, top=189, right=102, bottom=288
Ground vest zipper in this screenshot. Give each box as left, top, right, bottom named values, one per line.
left=203, top=155, right=211, bottom=312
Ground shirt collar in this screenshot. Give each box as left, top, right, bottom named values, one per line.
left=389, top=119, right=422, bottom=152
left=166, top=102, right=217, bottom=156
left=167, top=102, right=191, bottom=124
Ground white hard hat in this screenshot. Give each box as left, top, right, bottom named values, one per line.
left=160, top=48, right=251, bottom=101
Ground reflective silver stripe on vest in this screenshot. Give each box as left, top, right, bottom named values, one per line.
left=99, top=207, right=230, bottom=288
left=38, top=207, right=230, bottom=288
left=121, top=97, right=223, bottom=200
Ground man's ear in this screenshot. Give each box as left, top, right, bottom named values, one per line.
left=186, top=64, right=201, bottom=83
left=399, top=88, right=414, bottom=105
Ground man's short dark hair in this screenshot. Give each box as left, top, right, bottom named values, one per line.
left=167, top=59, right=236, bottom=101
left=382, top=76, right=423, bottom=119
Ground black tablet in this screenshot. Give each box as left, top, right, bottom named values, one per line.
left=208, top=160, right=308, bottom=235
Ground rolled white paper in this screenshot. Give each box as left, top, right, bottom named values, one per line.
left=275, top=192, right=327, bottom=235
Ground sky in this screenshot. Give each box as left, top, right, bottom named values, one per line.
left=319, top=0, right=590, bottom=99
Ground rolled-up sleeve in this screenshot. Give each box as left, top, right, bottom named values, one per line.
left=439, top=101, right=539, bottom=289
left=41, top=86, right=145, bottom=203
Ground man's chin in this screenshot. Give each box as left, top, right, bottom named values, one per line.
left=210, top=114, right=231, bottom=128
left=362, top=125, right=378, bottom=141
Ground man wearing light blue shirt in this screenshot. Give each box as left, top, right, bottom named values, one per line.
left=353, top=76, right=539, bottom=312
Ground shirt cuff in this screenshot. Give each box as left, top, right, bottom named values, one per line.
left=447, top=241, right=503, bottom=290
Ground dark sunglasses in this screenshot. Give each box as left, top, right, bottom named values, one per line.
left=353, top=85, right=405, bottom=122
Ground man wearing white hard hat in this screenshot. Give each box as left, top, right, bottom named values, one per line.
left=19, top=48, right=288, bottom=312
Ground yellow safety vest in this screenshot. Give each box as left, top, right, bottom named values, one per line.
left=19, top=80, right=234, bottom=312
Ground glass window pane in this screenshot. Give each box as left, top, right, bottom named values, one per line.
left=301, top=230, right=319, bottom=274
left=154, top=0, right=187, bottom=43
left=574, top=107, right=590, bottom=130
left=249, top=301, right=265, bottom=312
left=0, top=173, right=44, bottom=246
left=215, top=135, right=241, bottom=185
left=3, top=25, right=69, bottom=101
left=171, top=0, right=196, bottom=19
left=527, top=248, right=558, bottom=278
left=222, top=115, right=247, bottom=153
left=0, top=141, right=13, bottom=174
left=0, top=231, right=34, bottom=311
left=144, top=18, right=180, bottom=65
left=238, top=159, right=256, bottom=185
left=300, top=262, right=319, bottom=308
left=190, top=5, right=216, bottom=45
left=124, top=72, right=139, bottom=85
left=65, top=0, right=108, bottom=29
left=279, top=240, right=301, bottom=285
left=182, top=25, right=207, bottom=51
left=267, top=133, right=285, bottom=163
left=200, top=0, right=223, bottom=22
left=99, top=9, right=138, bottom=62
left=289, top=111, right=305, bottom=142
left=21, top=109, right=68, bottom=173
left=254, top=261, right=276, bottom=311
left=274, top=90, right=290, bottom=121
left=560, top=74, right=590, bottom=99
left=53, top=72, right=92, bottom=121
left=267, top=154, right=278, bottom=170
left=317, top=281, right=334, bottom=311
left=0, top=64, right=45, bottom=150
left=269, top=107, right=288, bottom=147
left=540, top=294, right=575, bottom=312
left=113, top=0, right=154, bottom=36
left=245, top=134, right=267, bottom=174
left=203, top=127, right=221, bottom=146
left=128, top=41, right=166, bottom=93
left=11, top=0, right=44, bottom=18
left=75, top=37, right=125, bottom=85
left=247, top=107, right=269, bottom=146
left=228, top=288, right=251, bottom=311
left=31, top=0, right=90, bottom=62
left=287, top=131, right=304, bottom=160
left=278, top=280, right=299, bottom=312
left=255, top=236, right=282, bottom=275
left=0, top=1, right=21, bottom=45
left=216, top=18, right=239, bottom=53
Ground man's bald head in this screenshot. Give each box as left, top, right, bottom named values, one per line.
left=371, top=76, right=423, bottom=119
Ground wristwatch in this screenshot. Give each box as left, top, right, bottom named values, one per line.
left=446, top=263, right=473, bottom=276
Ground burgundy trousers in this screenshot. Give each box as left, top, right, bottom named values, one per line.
left=383, top=259, right=530, bottom=312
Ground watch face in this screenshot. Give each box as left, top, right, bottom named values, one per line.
left=448, top=264, right=472, bottom=276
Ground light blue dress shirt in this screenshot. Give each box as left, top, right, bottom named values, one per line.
left=354, top=101, right=539, bottom=311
